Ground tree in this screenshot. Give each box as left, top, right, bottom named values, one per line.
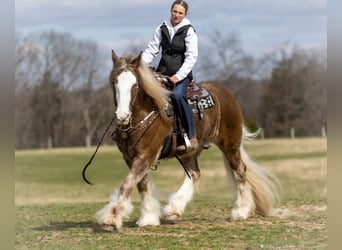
left=15, top=30, right=111, bottom=148
left=30, top=71, right=62, bottom=148
left=259, top=45, right=327, bottom=137
left=197, top=31, right=263, bottom=130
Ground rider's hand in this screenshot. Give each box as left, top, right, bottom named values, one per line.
left=169, top=75, right=179, bottom=84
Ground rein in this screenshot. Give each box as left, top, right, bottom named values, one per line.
left=82, top=110, right=160, bottom=185
left=82, top=114, right=116, bottom=185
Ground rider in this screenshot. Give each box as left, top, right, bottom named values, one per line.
left=142, top=0, right=198, bottom=152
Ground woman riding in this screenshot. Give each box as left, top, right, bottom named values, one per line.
left=142, top=0, right=198, bottom=152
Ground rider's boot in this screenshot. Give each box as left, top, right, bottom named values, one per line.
left=176, top=136, right=198, bottom=152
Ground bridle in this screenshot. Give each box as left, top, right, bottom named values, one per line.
left=82, top=70, right=161, bottom=185
left=114, top=110, right=159, bottom=141
left=112, top=77, right=161, bottom=146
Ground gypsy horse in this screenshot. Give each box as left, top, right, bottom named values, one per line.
left=92, top=50, right=280, bottom=230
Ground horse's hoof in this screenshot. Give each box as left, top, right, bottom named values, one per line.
left=164, top=213, right=180, bottom=221
left=230, top=208, right=250, bottom=221
left=136, top=217, right=160, bottom=227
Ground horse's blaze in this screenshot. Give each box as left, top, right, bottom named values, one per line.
left=115, top=71, right=137, bottom=123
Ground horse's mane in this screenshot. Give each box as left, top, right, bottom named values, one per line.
left=136, top=58, right=170, bottom=115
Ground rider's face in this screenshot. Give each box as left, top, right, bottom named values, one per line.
left=170, top=4, right=186, bottom=26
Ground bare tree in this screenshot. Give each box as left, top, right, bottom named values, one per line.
left=259, top=45, right=327, bottom=137
left=15, top=30, right=111, bottom=148
left=15, top=33, right=42, bottom=148
left=197, top=31, right=263, bottom=130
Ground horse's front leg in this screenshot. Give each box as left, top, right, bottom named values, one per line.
left=163, top=154, right=201, bottom=220
left=136, top=174, right=161, bottom=227
left=96, top=158, right=149, bottom=230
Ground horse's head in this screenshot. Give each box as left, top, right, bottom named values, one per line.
left=109, top=49, right=170, bottom=126
left=109, top=50, right=142, bottom=125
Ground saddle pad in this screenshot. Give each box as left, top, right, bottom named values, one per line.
left=187, top=83, right=210, bottom=101
left=188, top=95, right=215, bottom=111
left=165, top=94, right=215, bottom=116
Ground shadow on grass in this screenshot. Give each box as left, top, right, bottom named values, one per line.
left=32, top=220, right=140, bottom=233
left=31, top=217, right=216, bottom=233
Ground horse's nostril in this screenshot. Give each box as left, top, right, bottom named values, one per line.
left=116, top=113, right=130, bottom=125
left=118, top=119, right=128, bottom=125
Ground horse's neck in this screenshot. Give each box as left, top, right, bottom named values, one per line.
left=131, top=89, right=156, bottom=120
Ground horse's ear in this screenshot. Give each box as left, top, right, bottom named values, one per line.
left=112, top=50, right=119, bottom=63
left=132, top=51, right=143, bottom=67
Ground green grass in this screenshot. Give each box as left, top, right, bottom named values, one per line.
left=15, top=138, right=327, bottom=249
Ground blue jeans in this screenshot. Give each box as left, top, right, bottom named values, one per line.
left=172, top=77, right=197, bottom=138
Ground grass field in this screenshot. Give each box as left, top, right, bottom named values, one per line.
left=15, top=138, right=327, bottom=249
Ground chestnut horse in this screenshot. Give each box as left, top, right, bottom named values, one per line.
left=94, top=50, right=280, bottom=230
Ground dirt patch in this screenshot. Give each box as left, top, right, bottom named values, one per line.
left=274, top=204, right=327, bottom=218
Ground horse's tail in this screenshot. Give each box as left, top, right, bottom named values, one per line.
left=241, top=126, right=281, bottom=216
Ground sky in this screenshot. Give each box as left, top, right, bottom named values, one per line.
left=15, top=0, right=327, bottom=59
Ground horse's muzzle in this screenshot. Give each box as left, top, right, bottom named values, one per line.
left=116, top=113, right=131, bottom=126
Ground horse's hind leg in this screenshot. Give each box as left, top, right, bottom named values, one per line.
left=223, top=146, right=255, bottom=220
left=136, top=174, right=161, bottom=226
left=163, top=155, right=201, bottom=220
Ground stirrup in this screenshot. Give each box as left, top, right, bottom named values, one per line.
left=176, top=133, right=192, bottom=152
left=183, top=133, right=192, bottom=149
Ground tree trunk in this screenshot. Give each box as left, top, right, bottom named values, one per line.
left=83, top=109, right=92, bottom=148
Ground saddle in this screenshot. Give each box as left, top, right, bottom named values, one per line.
left=154, top=73, right=215, bottom=119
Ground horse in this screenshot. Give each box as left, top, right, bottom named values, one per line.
left=93, top=50, right=280, bottom=230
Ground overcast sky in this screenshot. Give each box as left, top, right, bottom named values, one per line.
left=15, top=0, right=326, bottom=58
